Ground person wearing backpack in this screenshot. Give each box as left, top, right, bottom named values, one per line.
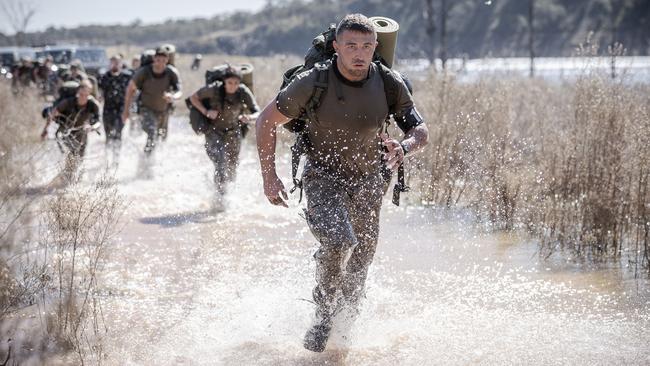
left=40, top=80, right=100, bottom=185
left=98, top=54, right=132, bottom=144
left=122, top=46, right=182, bottom=156
left=60, top=60, right=89, bottom=84
left=188, top=65, right=260, bottom=211
left=256, top=14, right=429, bottom=352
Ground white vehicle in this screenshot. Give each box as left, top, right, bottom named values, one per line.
left=36, top=45, right=108, bottom=76
left=0, top=47, right=36, bottom=79
left=0, top=46, right=36, bottom=66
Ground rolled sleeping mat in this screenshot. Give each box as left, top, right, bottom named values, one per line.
left=239, top=63, right=254, bottom=92
left=369, top=16, right=399, bottom=68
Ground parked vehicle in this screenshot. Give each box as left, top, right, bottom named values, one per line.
left=36, top=45, right=108, bottom=76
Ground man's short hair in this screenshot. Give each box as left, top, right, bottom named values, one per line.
left=335, top=13, right=376, bottom=39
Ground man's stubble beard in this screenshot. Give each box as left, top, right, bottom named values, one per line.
left=342, top=63, right=368, bottom=79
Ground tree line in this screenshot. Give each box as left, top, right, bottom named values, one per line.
left=1, top=0, right=648, bottom=59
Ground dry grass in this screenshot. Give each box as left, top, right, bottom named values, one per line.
left=408, top=64, right=649, bottom=272
left=0, top=81, right=125, bottom=364
left=0, top=83, right=45, bottom=318
left=43, top=174, right=125, bottom=365
left=168, top=50, right=648, bottom=271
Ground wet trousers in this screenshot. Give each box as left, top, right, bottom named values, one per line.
left=302, top=163, right=385, bottom=319
left=140, top=107, right=168, bottom=154
left=157, top=110, right=170, bottom=140
left=102, top=107, right=124, bottom=141
left=204, top=128, right=242, bottom=196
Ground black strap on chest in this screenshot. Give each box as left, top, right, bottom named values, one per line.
left=289, top=62, right=330, bottom=201
left=289, top=60, right=410, bottom=205
left=375, top=63, right=410, bottom=206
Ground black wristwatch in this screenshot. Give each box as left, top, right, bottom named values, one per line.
left=399, top=141, right=410, bottom=156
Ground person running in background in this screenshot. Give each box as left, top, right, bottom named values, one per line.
left=122, top=46, right=181, bottom=157
left=189, top=65, right=259, bottom=211
left=98, top=54, right=132, bottom=163
left=41, top=80, right=101, bottom=186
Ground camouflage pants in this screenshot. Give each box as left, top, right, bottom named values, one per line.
left=140, top=107, right=168, bottom=154
left=205, top=128, right=242, bottom=195
left=302, top=162, right=385, bottom=319
left=102, top=107, right=124, bottom=141
left=157, top=110, right=170, bottom=140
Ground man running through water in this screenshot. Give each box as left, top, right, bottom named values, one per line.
left=98, top=54, right=132, bottom=151
left=41, top=80, right=101, bottom=185
left=189, top=65, right=260, bottom=211
left=122, top=46, right=181, bottom=158
left=256, top=14, right=429, bottom=352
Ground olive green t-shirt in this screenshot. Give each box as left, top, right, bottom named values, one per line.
left=55, top=96, right=100, bottom=129
left=196, top=83, right=259, bottom=132
left=132, top=65, right=181, bottom=113
left=276, top=62, right=414, bottom=179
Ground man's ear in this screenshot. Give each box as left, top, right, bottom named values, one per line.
left=333, top=40, right=339, bottom=53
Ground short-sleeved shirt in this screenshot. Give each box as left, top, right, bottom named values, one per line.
left=132, top=65, right=181, bottom=113
left=196, top=83, right=259, bottom=132
left=276, top=62, right=414, bottom=179
left=98, top=69, right=132, bottom=109
left=55, top=96, right=100, bottom=129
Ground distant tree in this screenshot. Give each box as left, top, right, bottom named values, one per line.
left=425, top=0, right=436, bottom=65
left=440, top=0, right=449, bottom=70
left=529, top=0, right=535, bottom=77
left=0, top=0, right=37, bottom=46
left=609, top=0, right=626, bottom=79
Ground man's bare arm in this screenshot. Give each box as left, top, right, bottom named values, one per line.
left=189, top=92, right=209, bottom=116
left=402, top=124, right=429, bottom=155
left=383, top=123, right=429, bottom=170
left=255, top=100, right=291, bottom=207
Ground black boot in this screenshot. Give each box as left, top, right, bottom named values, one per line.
left=303, top=315, right=332, bottom=353
left=303, top=287, right=337, bottom=352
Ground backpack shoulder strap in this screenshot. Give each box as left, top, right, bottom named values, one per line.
left=303, top=60, right=331, bottom=124
left=376, top=61, right=401, bottom=116
left=142, top=64, right=154, bottom=81
left=288, top=60, right=332, bottom=202
left=374, top=62, right=412, bottom=206
left=165, top=64, right=181, bottom=80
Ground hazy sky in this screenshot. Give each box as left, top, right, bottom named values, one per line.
left=1, top=0, right=267, bottom=34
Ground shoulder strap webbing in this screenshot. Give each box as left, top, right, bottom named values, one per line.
left=290, top=62, right=331, bottom=202
left=376, top=62, right=400, bottom=116
left=303, top=63, right=330, bottom=124
left=375, top=62, right=411, bottom=206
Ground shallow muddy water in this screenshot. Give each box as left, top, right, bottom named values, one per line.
left=47, top=117, right=650, bottom=365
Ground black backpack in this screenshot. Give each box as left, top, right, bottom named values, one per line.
left=140, top=49, right=155, bottom=68
left=280, top=25, right=412, bottom=205
left=41, top=80, right=81, bottom=119
left=57, top=80, right=80, bottom=103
